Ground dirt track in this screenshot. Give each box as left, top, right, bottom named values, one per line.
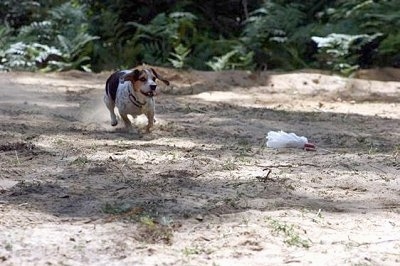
left=0, top=68, right=399, bottom=265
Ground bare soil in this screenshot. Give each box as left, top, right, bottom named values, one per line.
left=0, top=67, right=399, bottom=265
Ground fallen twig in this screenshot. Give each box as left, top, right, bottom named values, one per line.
left=256, top=163, right=318, bottom=168
left=256, top=168, right=272, bottom=182
left=348, top=237, right=400, bottom=247
left=369, top=164, right=387, bottom=174
left=312, top=208, right=322, bottom=222
left=195, top=170, right=208, bottom=178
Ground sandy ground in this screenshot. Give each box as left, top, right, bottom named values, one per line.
left=0, top=67, right=399, bottom=265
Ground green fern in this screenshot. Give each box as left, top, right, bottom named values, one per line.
left=139, top=41, right=168, bottom=66
left=57, top=33, right=99, bottom=58
left=168, top=44, right=191, bottom=69
left=206, top=50, right=237, bottom=71
left=2, top=42, right=62, bottom=71
left=18, top=21, right=54, bottom=43
left=1, top=2, right=98, bottom=72
left=48, top=2, right=88, bottom=40
left=312, top=33, right=382, bottom=75
left=379, top=33, right=400, bottom=54
left=242, top=2, right=308, bottom=70
left=0, top=24, right=12, bottom=70
left=128, top=11, right=197, bottom=67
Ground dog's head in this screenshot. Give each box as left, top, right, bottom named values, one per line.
left=122, top=68, right=170, bottom=97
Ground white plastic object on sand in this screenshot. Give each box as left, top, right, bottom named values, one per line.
left=266, top=130, right=316, bottom=150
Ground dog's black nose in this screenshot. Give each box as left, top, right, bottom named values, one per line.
left=150, top=85, right=157, bottom=91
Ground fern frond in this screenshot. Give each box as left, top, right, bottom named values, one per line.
left=168, top=44, right=191, bottom=69
left=206, top=50, right=237, bottom=71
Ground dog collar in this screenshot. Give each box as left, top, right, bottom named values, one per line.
left=128, top=92, right=146, bottom=108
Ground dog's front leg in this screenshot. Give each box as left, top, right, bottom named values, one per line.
left=145, top=111, right=155, bottom=133
left=120, top=113, right=133, bottom=131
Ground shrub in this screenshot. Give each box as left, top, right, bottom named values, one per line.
left=0, top=2, right=98, bottom=72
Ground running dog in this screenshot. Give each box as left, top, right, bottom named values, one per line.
left=104, top=68, right=169, bottom=133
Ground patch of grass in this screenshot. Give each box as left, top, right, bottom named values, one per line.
left=183, top=104, right=206, bottom=114
left=236, top=156, right=252, bottom=165
left=223, top=197, right=238, bottom=208
left=357, top=136, right=383, bottom=154
left=73, top=243, right=86, bottom=252
left=182, top=246, right=202, bottom=256
left=236, top=139, right=253, bottom=155
left=285, top=183, right=296, bottom=190
left=267, top=217, right=311, bottom=248
left=166, top=150, right=180, bottom=160
left=240, top=215, right=250, bottom=226
left=88, top=143, right=98, bottom=151
left=136, top=215, right=174, bottom=245
left=391, top=145, right=400, bottom=169
left=4, top=242, right=12, bottom=251
left=222, top=158, right=238, bottom=171
left=393, top=144, right=400, bottom=159
left=101, top=202, right=175, bottom=244
left=70, top=155, right=89, bottom=166
left=368, top=145, right=379, bottom=155
left=221, top=139, right=255, bottom=165
left=182, top=246, right=213, bottom=257
left=223, top=139, right=253, bottom=157
left=54, top=138, right=65, bottom=145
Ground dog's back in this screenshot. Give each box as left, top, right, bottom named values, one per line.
left=105, top=70, right=130, bottom=102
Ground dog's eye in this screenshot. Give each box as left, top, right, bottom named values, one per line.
left=152, top=77, right=156, bottom=81
left=139, top=77, right=146, bottom=82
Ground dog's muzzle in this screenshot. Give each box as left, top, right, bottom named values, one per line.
left=141, top=85, right=157, bottom=97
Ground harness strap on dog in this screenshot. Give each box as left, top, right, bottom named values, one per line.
left=129, top=92, right=145, bottom=108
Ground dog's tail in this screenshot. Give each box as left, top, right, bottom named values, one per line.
left=105, top=71, right=126, bottom=102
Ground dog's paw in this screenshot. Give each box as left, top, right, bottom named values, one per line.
left=144, top=124, right=154, bottom=134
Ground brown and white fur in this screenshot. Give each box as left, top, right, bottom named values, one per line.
left=104, top=68, right=169, bottom=133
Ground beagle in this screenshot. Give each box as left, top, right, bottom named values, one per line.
left=104, top=68, right=169, bottom=133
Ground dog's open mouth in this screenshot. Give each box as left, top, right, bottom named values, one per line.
left=141, top=91, right=156, bottom=97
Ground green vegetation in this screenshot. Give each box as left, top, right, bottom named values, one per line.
left=1, top=0, right=399, bottom=74
left=267, top=217, right=311, bottom=248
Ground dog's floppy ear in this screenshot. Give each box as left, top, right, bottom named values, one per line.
left=151, top=68, right=170, bottom=86
left=122, top=69, right=141, bottom=83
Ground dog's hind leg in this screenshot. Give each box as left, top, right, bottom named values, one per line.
left=104, top=94, right=118, bottom=126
